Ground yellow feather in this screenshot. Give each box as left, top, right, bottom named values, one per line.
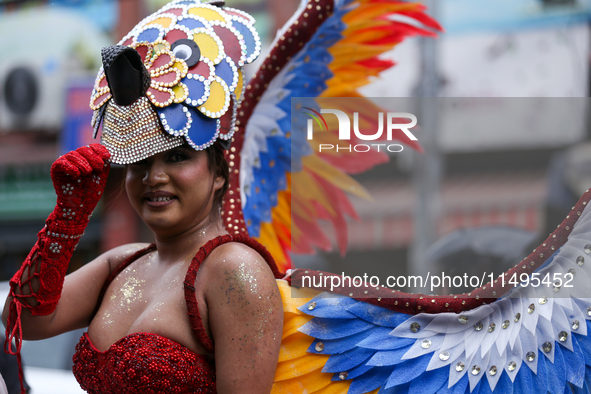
left=272, top=368, right=337, bottom=393
left=275, top=353, right=331, bottom=381
left=303, top=155, right=372, bottom=200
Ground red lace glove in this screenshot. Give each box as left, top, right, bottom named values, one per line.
left=5, top=144, right=110, bottom=393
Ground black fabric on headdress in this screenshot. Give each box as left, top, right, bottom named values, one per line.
left=101, top=45, right=151, bottom=106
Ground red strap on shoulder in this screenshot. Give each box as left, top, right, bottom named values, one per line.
left=183, top=234, right=281, bottom=354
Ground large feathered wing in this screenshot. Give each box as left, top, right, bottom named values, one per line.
left=272, top=189, right=591, bottom=394
left=223, top=0, right=442, bottom=272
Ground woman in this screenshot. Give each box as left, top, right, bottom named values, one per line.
left=3, top=1, right=284, bottom=393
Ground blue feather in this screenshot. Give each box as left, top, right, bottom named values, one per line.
left=535, top=351, right=550, bottom=394
left=336, top=362, right=375, bottom=381
left=547, top=345, right=567, bottom=394
left=366, top=347, right=411, bottom=367
left=308, top=330, right=373, bottom=354
left=384, top=354, right=431, bottom=388
left=574, top=334, right=591, bottom=366
left=564, top=336, right=586, bottom=387
left=515, top=365, right=534, bottom=394
left=494, top=372, right=514, bottom=394
left=299, top=297, right=358, bottom=319
left=308, top=330, right=375, bottom=355
left=299, top=318, right=374, bottom=340
left=321, top=347, right=375, bottom=373
left=450, top=376, right=470, bottom=394
left=407, top=366, right=448, bottom=394
left=356, top=327, right=415, bottom=351
left=346, top=302, right=409, bottom=328
left=348, top=367, right=394, bottom=394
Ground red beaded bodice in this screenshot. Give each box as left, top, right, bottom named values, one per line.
left=73, top=332, right=216, bottom=393
left=72, top=234, right=281, bottom=393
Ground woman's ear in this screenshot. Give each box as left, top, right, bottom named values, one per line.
left=213, top=173, right=224, bottom=191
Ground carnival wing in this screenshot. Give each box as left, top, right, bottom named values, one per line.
left=273, top=189, right=591, bottom=394
left=225, top=0, right=442, bottom=272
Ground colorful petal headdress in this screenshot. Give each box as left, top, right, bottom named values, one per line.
left=90, top=0, right=261, bottom=164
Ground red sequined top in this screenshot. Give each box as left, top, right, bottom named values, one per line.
left=72, top=234, right=281, bottom=394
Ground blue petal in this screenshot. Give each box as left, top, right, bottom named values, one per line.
left=408, top=366, right=448, bottom=394
left=137, top=27, right=162, bottom=43
left=299, top=318, right=374, bottom=340
left=215, top=58, right=237, bottom=91
left=178, top=17, right=206, bottom=31
left=346, top=301, right=408, bottom=328
left=564, top=336, right=586, bottom=387
left=185, top=107, right=218, bottom=148
left=158, top=104, right=189, bottom=135
left=308, top=330, right=376, bottom=356
left=385, top=355, right=431, bottom=388
left=322, top=347, right=375, bottom=373
left=231, top=20, right=257, bottom=59
left=547, top=345, right=567, bottom=394
left=475, top=379, right=493, bottom=394
left=357, top=327, right=415, bottom=351
left=300, top=297, right=358, bottom=319
left=347, top=367, right=393, bottom=394
left=183, top=77, right=208, bottom=106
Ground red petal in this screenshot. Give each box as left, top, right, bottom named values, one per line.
left=150, top=52, right=173, bottom=71
left=135, top=44, right=152, bottom=63
left=147, top=87, right=174, bottom=106
left=121, top=37, right=133, bottom=46
left=98, top=73, right=108, bottom=89
left=162, top=7, right=183, bottom=16
left=213, top=25, right=243, bottom=65
left=91, top=91, right=111, bottom=109
left=188, top=61, right=211, bottom=79
left=152, top=69, right=180, bottom=86
left=164, top=27, right=188, bottom=43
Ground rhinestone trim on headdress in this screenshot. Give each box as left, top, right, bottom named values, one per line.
left=100, top=97, right=185, bottom=164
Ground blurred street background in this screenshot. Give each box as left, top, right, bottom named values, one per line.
left=1, top=0, right=591, bottom=391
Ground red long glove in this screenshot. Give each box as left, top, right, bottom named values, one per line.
left=5, top=144, right=110, bottom=393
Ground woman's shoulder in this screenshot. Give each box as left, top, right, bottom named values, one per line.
left=99, top=242, right=154, bottom=273
left=199, top=239, right=275, bottom=282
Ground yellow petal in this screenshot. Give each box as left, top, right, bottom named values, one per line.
left=198, top=78, right=229, bottom=117
left=235, top=69, right=244, bottom=100
left=188, top=6, right=226, bottom=22
left=147, top=16, right=172, bottom=28
left=193, top=31, right=222, bottom=64
left=172, top=83, right=189, bottom=104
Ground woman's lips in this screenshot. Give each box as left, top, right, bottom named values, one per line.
left=143, top=191, right=177, bottom=207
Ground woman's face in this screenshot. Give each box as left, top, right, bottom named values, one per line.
left=125, top=146, right=224, bottom=237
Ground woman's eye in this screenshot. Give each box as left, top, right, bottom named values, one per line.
left=169, top=153, right=187, bottom=162
left=131, top=159, right=148, bottom=166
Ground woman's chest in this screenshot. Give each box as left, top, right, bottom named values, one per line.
left=87, top=258, right=205, bottom=353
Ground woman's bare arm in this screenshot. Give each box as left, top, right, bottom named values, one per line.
left=2, top=243, right=150, bottom=340
left=205, top=243, right=283, bottom=394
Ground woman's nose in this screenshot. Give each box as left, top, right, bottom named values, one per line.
left=142, top=161, right=169, bottom=186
